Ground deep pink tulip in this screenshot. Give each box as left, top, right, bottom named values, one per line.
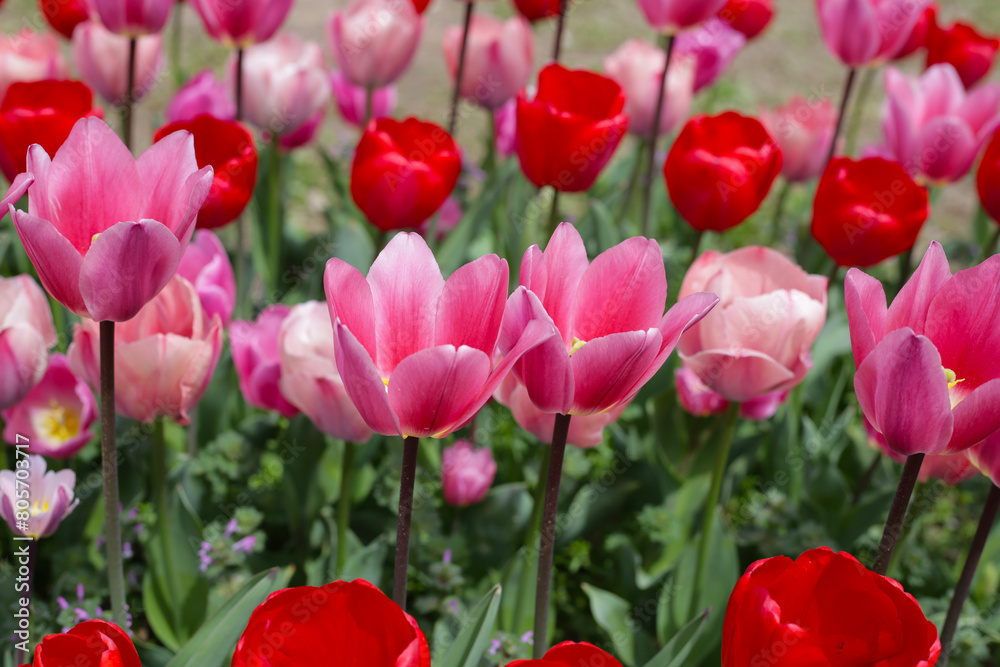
left=177, top=229, right=235, bottom=326
left=846, top=242, right=1000, bottom=456
left=324, top=233, right=555, bottom=439
left=494, top=97, right=517, bottom=158
left=604, top=39, right=695, bottom=139
left=9, top=118, right=213, bottom=323
left=328, top=0, right=423, bottom=89
left=189, top=0, right=293, bottom=47
left=231, top=304, right=299, bottom=418
left=760, top=96, right=838, bottom=183
left=2, top=354, right=96, bottom=458
left=637, top=0, right=728, bottom=34
left=865, top=418, right=977, bottom=486
left=678, top=247, right=828, bottom=403
left=674, top=366, right=787, bottom=421
left=443, top=15, right=533, bottom=111
left=815, top=0, right=933, bottom=67
left=500, top=223, right=718, bottom=416
left=72, top=21, right=164, bottom=105
left=0, top=274, right=57, bottom=410
left=277, top=107, right=325, bottom=150
left=90, top=0, right=176, bottom=36
left=0, top=30, right=68, bottom=102
left=165, top=70, right=236, bottom=124
left=969, top=430, right=1000, bottom=487
left=69, top=275, right=223, bottom=424
left=330, top=70, right=396, bottom=127
left=441, top=440, right=496, bottom=507
left=675, top=17, right=746, bottom=92
left=881, top=63, right=1000, bottom=184
left=0, top=455, right=77, bottom=538
left=277, top=301, right=372, bottom=442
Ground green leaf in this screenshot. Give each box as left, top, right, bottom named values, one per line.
left=338, top=534, right=389, bottom=587
left=436, top=584, right=503, bottom=667
left=582, top=583, right=636, bottom=666
left=642, top=610, right=710, bottom=667
left=498, top=547, right=538, bottom=635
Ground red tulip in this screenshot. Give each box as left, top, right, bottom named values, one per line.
left=38, top=0, right=91, bottom=39
left=664, top=111, right=782, bottom=232
left=350, top=117, right=461, bottom=232
left=154, top=115, right=258, bottom=229
left=511, top=0, right=561, bottom=22
left=516, top=64, right=629, bottom=193
left=811, top=157, right=929, bottom=268
left=978, top=129, right=1000, bottom=224
left=893, top=3, right=936, bottom=61
left=32, top=620, right=140, bottom=667
left=411, top=0, right=431, bottom=13
left=927, top=19, right=999, bottom=89
left=717, top=0, right=774, bottom=40
left=508, top=641, right=623, bottom=666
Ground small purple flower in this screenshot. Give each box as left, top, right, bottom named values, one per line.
left=443, top=549, right=452, bottom=565
left=520, top=631, right=534, bottom=645
left=488, top=638, right=502, bottom=656
left=233, top=535, right=257, bottom=554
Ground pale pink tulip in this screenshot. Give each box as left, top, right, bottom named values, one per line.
left=177, top=230, right=236, bottom=326
left=9, top=117, right=213, bottom=322
left=91, top=0, right=176, bottom=36
left=678, top=247, right=827, bottom=403
left=0, top=274, right=57, bottom=410
left=277, top=301, right=372, bottom=442
left=2, top=354, right=96, bottom=458
left=846, top=242, right=1000, bottom=456
left=865, top=418, right=977, bottom=486
left=501, top=223, right=718, bottom=416
left=328, top=0, right=424, bottom=89
left=0, top=455, right=78, bottom=539
left=72, top=21, right=164, bottom=105
left=637, top=0, right=729, bottom=34
left=674, top=367, right=787, bottom=421
left=331, top=70, right=396, bottom=127
left=604, top=39, right=695, bottom=139
left=494, top=97, right=517, bottom=158
left=761, top=96, right=838, bottom=183
left=189, top=0, right=293, bottom=47
left=881, top=64, right=1000, bottom=184
left=165, top=70, right=236, bottom=124
left=443, top=15, right=533, bottom=111
left=230, top=304, right=299, bottom=417
left=815, top=0, right=933, bottom=67
left=441, top=440, right=496, bottom=507
left=0, top=30, right=67, bottom=102
left=324, top=233, right=555, bottom=439
left=675, top=18, right=746, bottom=92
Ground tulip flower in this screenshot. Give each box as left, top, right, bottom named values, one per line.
left=675, top=367, right=788, bottom=421
left=69, top=275, right=223, bottom=424
left=176, top=230, right=236, bottom=326
left=90, top=0, right=176, bottom=36
left=0, top=30, right=67, bottom=100
left=72, top=22, right=164, bottom=105
left=677, top=247, right=827, bottom=403
left=441, top=440, right=496, bottom=507
left=154, top=115, right=258, bottom=229
left=2, top=354, right=96, bottom=458
left=664, top=112, right=782, bottom=232
left=893, top=3, right=936, bottom=61
left=812, top=157, right=929, bottom=268
left=0, top=275, right=57, bottom=411
left=230, top=304, right=299, bottom=418
left=881, top=64, right=1000, bottom=184
left=512, top=0, right=560, bottom=22
left=760, top=96, right=837, bottom=183
left=188, top=0, right=293, bottom=47
left=350, top=117, right=462, bottom=232
left=969, top=430, right=1000, bottom=487
left=978, top=129, right=1000, bottom=224
left=815, top=0, right=933, bottom=67
left=722, top=548, right=940, bottom=666
left=674, top=18, right=746, bottom=92
left=418, top=195, right=463, bottom=241
left=717, top=0, right=773, bottom=40
left=31, top=620, right=139, bottom=667
left=516, top=64, right=629, bottom=192
left=328, top=0, right=424, bottom=89
left=604, top=39, right=695, bottom=140
left=846, top=242, right=1000, bottom=456
left=636, top=0, right=728, bottom=34
left=277, top=301, right=372, bottom=442
left=278, top=108, right=326, bottom=150
left=927, top=19, right=999, bottom=89
left=331, top=71, right=397, bottom=127
left=165, top=70, right=236, bottom=124
left=39, top=0, right=91, bottom=40
left=0, top=455, right=78, bottom=539
left=494, top=97, right=517, bottom=158
left=443, top=15, right=534, bottom=111
left=232, top=580, right=431, bottom=666
left=410, top=0, right=430, bottom=13
left=865, top=418, right=977, bottom=486
left=509, top=642, right=623, bottom=667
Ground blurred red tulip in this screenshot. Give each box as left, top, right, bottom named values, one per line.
left=978, top=130, right=1000, bottom=224
left=718, top=0, right=774, bottom=40
left=511, top=0, right=561, bottom=22
left=38, top=0, right=91, bottom=40
left=893, top=3, right=936, bottom=60
left=926, top=19, right=1000, bottom=88
left=411, top=0, right=431, bottom=13
left=509, top=642, right=623, bottom=667
left=32, top=620, right=139, bottom=667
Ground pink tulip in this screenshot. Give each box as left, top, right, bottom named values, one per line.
left=90, top=0, right=176, bottom=36
left=441, top=440, right=496, bottom=507
left=165, top=70, right=236, bottom=124
left=331, top=70, right=397, bottom=127
left=277, top=108, right=325, bottom=150
left=604, top=39, right=695, bottom=139
left=865, top=418, right=977, bottom=486
left=760, top=96, right=838, bottom=183
left=815, top=0, right=933, bottom=67
left=674, top=367, right=788, bottom=420
left=674, top=18, right=746, bottom=93
left=881, top=63, right=1000, bottom=184
left=418, top=196, right=463, bottom=241
left=277, top=301, right=372, bottom=442
left=494, top=97, right=517, bottom=158
left=189, top=0, right=293, bottom=47
left=500, top=223, right=718, bottom=416
left=968, top=430, right=1000, bottom=487
left=328, top=0, right=424, bottom=89
left=177, top=229, right=236, bottom=326
left=637, top=0, right=729, bottom=34
left=0, top=30, right=68, bottom=101
left=72, top=21, right=164, bottom=105
left=0, top=455, right=78, bottom=539
left=846, top=242, right=1000, bottom=456
left=324, top=233, right=556, bottom=439
left=678, top=247, right=828, bottom=403
left=2, top=354, right=96, bottom=458
left=230, top=304, right=299, bottom=417
left=0, top=274, right=57, bottom=410
left=442, top=15, right=533, bottom=111
left=69, top=275, right=223, bottom=424
left=9, top=117, right=213, bottom=322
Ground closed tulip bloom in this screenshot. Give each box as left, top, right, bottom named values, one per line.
left=331, top=70, right=396, bottom=127
left=443, top=15, right=533, bottom=111
left=2, top=354, right=96, bottom=458
left=230, top=304, right=299, bottom=418
left=723, top=548, right=940, bottom=666
left=441, top=440, right=496, bottom=507
left=718, top=0, right=773, bottom=40
left=0, top=455, right=78, bottom=539
left=816, top=0, right=933, bottom=67
left=509, top=642, right=623, bottom=667
left=927, top=19, right=999, bottom=89
left=893, top=3, right=936, bottom=61
left=494, top=97, right=517, bottom=158
left=978, top=129, right=1000, bottom=224
left=0, top=275, right=56, bottom=411
left=674, top=18, right=746, bottom=92
left=91, top=0, right=176, bottom=36
left=512, top=0, right=560, bottom=22
left=675, top=367, right=788, bottom=421
left=865, top=418, right=977, bottom=486
left=176, top=230, right=236, bottom=326
left=846, top=242, right=1000, bottom=456
left=517, top=64, right=629, bottom=192
left=277, top=301, right=372, bottom=442
left=410, top=0, right=430, bottom=13
left=328, top=0, right=423, bottom=89
left=664, top=112, right=782, bottom=232
left=637, top=0, right=728, bottom=34
left=189, top=0, right=293, bottom=47
left=165, top=70, right=236, bottom=124
left=72, top=22, right=164, bottom=105
left=32, top=621, right=139, bottom=667
left=760, top=96, right=837, bottom=183
left=39, top=0, right=91, bottom=40
left=0, top=30, right=67, bottom=100
left=278, top=107, right=326, bottom=150
left=604, top=39, right=695, bottom=140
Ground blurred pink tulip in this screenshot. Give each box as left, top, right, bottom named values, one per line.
left=90, top=0, right=176, bottom=36
left=0, top=30, right=68, bottom=102
left=0, top=274, right=57, bottom=410
left=761, top=96, right=838, bottom=182
left=330, top=70, right=396, bottom=127
left=968, top=430, right=1000, bottom=487
left=815, top=0, right=933, bottom=67
left=189, top=0, right=294, bottom=47
left=69, top=275, right=223, bottom=424
left=165, top=70, right=236, bottom=124
left=418, top=196, right=463, bottom=241
left=442, top=15, right=533, bottom=111
left=0, top=455, right=78, bottom=539
left=328, top=0, right=423, bottom=89
left=278, top=107, right=325, bottom=150
left=324, top=233, right=556, bottom=439
left=604, top=39, right=695, bottom=139
left=441, top=440, right=496, bottom=507
left=231, top=305, right=299, bottom=417
left=881, top=63, right=1000, bottom=184
left=494, top=97, right=517, bottom=158
left=2, top=354, right=96, bottom=458
left=177, top=229, right=236, bottom=326
left=678, top=247, right=827, bottom=403
left=846, top=242, right=1000, bottom=456
left=277, top=301, right=372, bottom=442
left=9, top=117, right=213, bottom=322
left=637, top=0, right=728, bottom=34
left=674, top=18, right=746, bottom=92
left=501, top=223, right=718, bottom=416
left=865, top=418, right=977, bottom=486
left=72, top=21, right=164, bottom=105
left=674, top=367, right=787, bottom=421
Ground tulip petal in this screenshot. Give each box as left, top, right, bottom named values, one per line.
left=569, top=330, right=660, bottom=415
left=333, top=321, right=400, bottom=436
left=885, top=241, right=951, bottom=336
left=325, top=258, right=377, bottom=362
left=0, top=325, right=48, bottom=409
left=819, top=0, right=881, bottom=66
left=521, top=223, right=590, bottom=345
left=845, top=267, right=888, bottom=367
left=948, top=379, right=1000, bottom=453
left=435, top=254, right=508, bottom=355
left=681, top=349, right=795, bottom=403
left=138, top=129, right=213, bottom=238
left=12, top=209, right=87, bottom=317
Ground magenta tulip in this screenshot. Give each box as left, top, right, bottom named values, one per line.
left=277, top=108, right=326, bottom=151
left=331, top=71, right=396, bottom=128
left=816, top=0, right=933, bottom=67
left=441, top=440, right=496, bottom=507
left=176, top=229, right=236, bottom=326
left=0, top=30, right=68, bottom=101
left=637, top=0, right=728, bottom=34
left=230, top=304, right=299, bottom=418
left=674, top=17, right=746, bottom=92
left=328, top=0, right=423, bottom=89
left=189, top=0, right=293, bottom=47
left=90, top=0, right=176, bottom=36
left=0, top=455, right=78, bottom=539
left=72, top=21, right=164, bottom=105
left=165, top=70, right=236, bottom=124
left=761, top=96, right=839, bottom=183
left=604, top=39, right=695, bottom=139
left=442, top=14, right=534, bottom=111
left=865, top=418, right=978, bottom=486
left=674, top=366, right=788, bottom=421
left=0, top=274, right=57, bottom=410
left=969, top=430, right=1000, bottom=487
left=494, top=97, right=517, bottom=158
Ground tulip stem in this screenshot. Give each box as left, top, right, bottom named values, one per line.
left=871, top=452, right=925, bottom=576
left=235, top=48, right=244, bottom=122
left=845, top=67, right=877, bottom=156
left=153, top=417, right=182, bottom=630
left=100, top=320, right=128, bottom=630
left=939, top=483, right=1000, bottom=665
left=448, top=0, right=475, bottom=137
left=121, top=37, right=137, bottom=152
left=826, top=67, right=857, bottom=167
left=981, top=222, right=1000, bottom=262
left=336, top=440, right=356, bottom=576
left=12, top=540, right=35, bottom=665
left=768, top=180, right=791, bottom=245
left=393, top=436, right=419, bottom=609
left=170, top=3, right=184, bottom=87
left=364, top=86, right=374, bottom=127
left=526, top=445, right=551, bottom=545
left=691, top=229, right=704, bottom=260
left=618, top=140, right=646, bottom=229
left=896, top=244, right=915, bottom=293
left=267, top=141, right=284, bottom=291
left=547, top=188, right=561, bottom=240
left=552, top=0, right=569, bottom=62
left=850, top=452, right=882, bottom=507
left=532, top=413, right=571, bottom=659
left=233, top=49, right=249, bottom=319
left=639, top=34, right=676, bottom=238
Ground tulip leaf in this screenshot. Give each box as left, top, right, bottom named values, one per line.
left=436, top=584, right=502, bottom=667
left=641, top=609, right=710, bottom=667
left=499, top=547, right=538, bottom=636
left=337, top=534, right=389, bottom=587
left=582, top=583, right=636, bottom=666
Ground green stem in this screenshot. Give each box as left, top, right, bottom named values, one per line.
left=121, top=38, right=137, bottom=151
left=152, top=418, right=180, bottom=627
left=691, top=230, right=705, bottom=261
left=768, top=180, right=791, bottom=245
left=845, top=67, right=877, bottom=156
left=526, top=445, right=552, bottom=546
left=448, top=0, right=474, bottom=137
left=547, top=188, right=561, bottom=241
left=99, top=321, right=128, bottom=629
left=170, top=4, right=183, bottom=87
left=336, top=441, right=356, bottom=576
left=640, top=34, right=676, bottom=237
left=981, top=223, right=1000, bottom=263
left=268, top=141, right=284, bottom=292
left=826, top=67, right=857, bottom=166
left=48, top=294, right=66, bottom=352
left=618, top=141, right=646, bottom=231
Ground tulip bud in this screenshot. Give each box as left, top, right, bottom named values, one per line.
left=441, top=440, right=497, bottom=507
left=72, top=21, right=164, bottom=105
left=230, top=304, right=299, bottom=417
left=165, top=70, right=236, bottom=124
left=330, top=70, right=397, bottom=127
left=604, top=39, right=695, bottom=140
left=328, top=0, right=423, bottom=89
left=442, top=15, right=534, bottom=111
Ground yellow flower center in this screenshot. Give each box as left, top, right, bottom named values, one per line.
left=30, top=498, right=50, bottom=515
left=91, top=232, right=101, bottom=247
left=943, top=367, right=967, bottom=409
left=570, top=337, right=587, bottom=355
left=36, top=400, right=81, bottom=443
